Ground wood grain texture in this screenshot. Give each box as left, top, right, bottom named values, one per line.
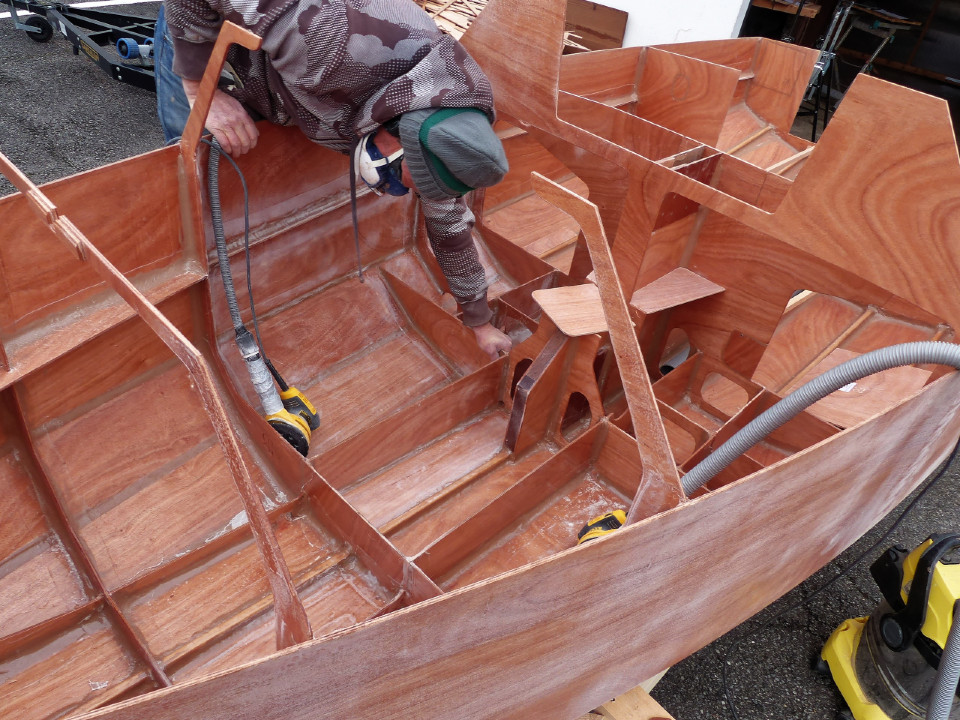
left=784, top=348, right=932, bottom=428
left=530, top=175, right=684, bottom=519
left=744, top=39, right=819, bottom=132
left=630, top=268, right=724, bottom=314
left=534, top=284, right=607, bottom=336
left=559, top=46, right=641, bottom=106
left=772, top=75, right=960, bottom=331
left=313, top=360, right=503, bottom=488
left=636, top=49, right=740, bottom=147
left=73, top=375, right=960, bottom=720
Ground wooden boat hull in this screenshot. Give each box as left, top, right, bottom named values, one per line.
left=3, top=0, right=960, bottom=717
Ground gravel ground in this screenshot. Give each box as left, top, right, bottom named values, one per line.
left=1, top=9, right=958, bottom=719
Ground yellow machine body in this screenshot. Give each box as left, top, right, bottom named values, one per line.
left=821, top=534, right=960, bottom=720
left=577, top=510, right=626, bottom=545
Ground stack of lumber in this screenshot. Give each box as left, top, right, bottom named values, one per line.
left=414, top=0, right=591, bottom=49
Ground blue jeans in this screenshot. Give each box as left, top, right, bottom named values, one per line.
left=154, top=4, right=192, bottom=143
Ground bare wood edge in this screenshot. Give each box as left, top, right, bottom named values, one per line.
left=0, top=150, right=312, bottom=650
left=528, top=173, right=685, bottom=521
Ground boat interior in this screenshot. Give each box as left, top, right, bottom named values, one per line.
left=2, top=6, right=960, bottom=719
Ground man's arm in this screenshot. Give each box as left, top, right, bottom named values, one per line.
left=180, top=78, right=258, bottom=155
left=164, top=0, right=258, bottom=154
left=420, top=196, right=512, bottom=359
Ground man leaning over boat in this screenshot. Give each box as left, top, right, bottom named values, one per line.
left=153, top=0, right=512, bottom=359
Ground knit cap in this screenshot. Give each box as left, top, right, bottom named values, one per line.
left=398, top=108, right=508, bottom=201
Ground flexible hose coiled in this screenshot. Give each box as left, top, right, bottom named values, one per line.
left=682, top=341, right=960, bottom=495
left=927, top=599, right=960, bottom=720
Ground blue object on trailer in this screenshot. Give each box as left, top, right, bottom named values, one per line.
left=6, top=0, right=156, bottom=92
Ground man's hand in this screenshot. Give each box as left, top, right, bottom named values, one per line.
left=182, top=79, right=259, bottom=155
left=472, top=322, right=512, bottom=361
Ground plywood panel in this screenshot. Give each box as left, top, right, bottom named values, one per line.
left=0, top=149, right=182, bottom=333
left=126, top=516, right=344, bottom=660
left=390, top=445, right=555, bottom=558
left=0, top=451, right=46, bottom=559
left=564, top=0, right=628, bottom=52
left=78, top=444, right=246, bottom=589
left=441, top=472, right=630, bottom=590
left=785, top=348, right=932, bottom=428
left=0, top=542, right=90, bottom=638
left=656, top=38, right=760, bottom=72
left=228, top=275, right=401, bottom=387
left=208, top=194, right=414, bottom=328
left=636, top=49, right=739, bottom=147
left=314, top=360, right=502, bottom=488
left=172, top=557, right=393, bottom=681
left=17, top=294, right=194, bottom=429
left=752, top=293, right=863, bottom=389
left=560, top=46, right=641, bottom=104
left=773, top=75, right=960, bottom=331
left=36, top=368, right=213, bottom=521
left=0, top=619, right=141, bottom=720
left=745, top=39, right=818, bottom=132
left=303, top=334, right=453, bottom=455
left=345, top=412, right=507, bottom=528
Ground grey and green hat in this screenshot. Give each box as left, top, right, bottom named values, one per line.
left=398, top=108, right=509, bottom=201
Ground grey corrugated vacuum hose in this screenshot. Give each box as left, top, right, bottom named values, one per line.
left=207, top=140, right=284, bottom=417
left=681, top=341, right=960, bottom=496
left=927, top=599, right=960, bottom=720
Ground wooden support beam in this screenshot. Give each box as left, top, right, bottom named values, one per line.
left=529, top=174, right=685, bottom=521
left=0, top=150, right=312, bottom=651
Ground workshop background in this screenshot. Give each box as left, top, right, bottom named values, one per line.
left=1, top=0, right=959, bottom=717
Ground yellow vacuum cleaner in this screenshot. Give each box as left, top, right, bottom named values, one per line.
left=820, top=533, right=960, bottom=720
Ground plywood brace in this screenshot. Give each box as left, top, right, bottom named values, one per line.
left=0, top=149, right=312, bottom=651
left=529, top=173, right=685, bottom=521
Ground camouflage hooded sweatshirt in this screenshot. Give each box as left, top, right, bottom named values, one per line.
left=165, top=0, right=497, bottom=325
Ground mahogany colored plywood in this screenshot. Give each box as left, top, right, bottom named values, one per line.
left=559, top=46, right=641, bottom=106
left=772, top=75, right=960, bottom=332
left=0, top=618, right=143, bottom=720
left=0, top=542, right=90, bottom=638
left=34, top=368, right=216, bottom=521
left=75, top=374, right=960, bottom=720
left=0, top=149, right=183, bottom=334
left=124, top=516, right=344, bottom=662
left=636, top=49, right=740, bottom=147
left=389, top=446, right=555, bottom=558
left=302, top=334, right=454, bottom=455
left=745, top=39, right=819, bottom=132
left=785, top=348, right=932, bottom=428
left=17, top=294, right=196, bottom=429
left=630, top=267, right=724, bottom=314
left=77, top=444, right=247, bottom=589
left=344, top=411, right=507, bottom=528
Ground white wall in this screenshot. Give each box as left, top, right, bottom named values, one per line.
left=599, top=0, right=753, bottom=47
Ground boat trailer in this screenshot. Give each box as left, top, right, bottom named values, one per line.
left=5, top=0, right=156, bottom=91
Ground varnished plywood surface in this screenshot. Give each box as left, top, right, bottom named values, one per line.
left=440, top=471, right=629, bottom=590
left=0, top=616, right=143, bottom=720
left=785, top=347, right=932, bottom=428
left=73, top=375, right=960, bottom=720
left=344, top=411, right=508, bottom=528
left=5, top=3, right=960, bottom=717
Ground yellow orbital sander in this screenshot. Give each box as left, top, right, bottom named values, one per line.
left=820, top=534, right=960, bottom=720
left=207, top=139, right=320, bottom=456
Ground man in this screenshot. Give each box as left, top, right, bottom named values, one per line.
left=154, top=0, right=512, bottom=358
